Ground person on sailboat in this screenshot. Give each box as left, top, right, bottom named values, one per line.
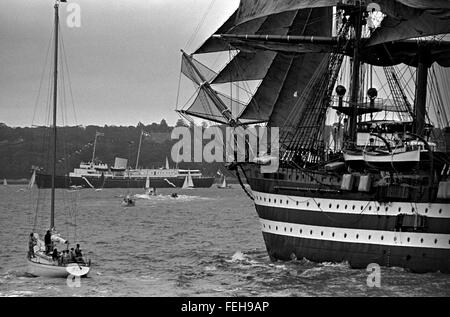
left=75, top=244, right=84, bottom=263
left=52, top=248, right=60, bottom=263
left=28, top=233, right=37, bottom=258
left=70, top=248, right=76, bottom=262
left=44, top=230, right=52, bottom=254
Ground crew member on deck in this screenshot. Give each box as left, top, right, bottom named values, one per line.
left=44, top=230, right=52, bottom=254
left=75, top=244, right=83, bottom=263
left=28, top=233, right=36, bottom=258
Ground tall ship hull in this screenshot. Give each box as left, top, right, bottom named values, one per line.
left=243, top=165, right=450, bottom=273
left=35, top=172, right=215, bottom=189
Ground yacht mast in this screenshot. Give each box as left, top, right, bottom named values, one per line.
left=50, top=0, right=60, bottom=229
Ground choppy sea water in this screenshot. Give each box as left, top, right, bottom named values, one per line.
left=0, top=185, right=449, bottom=297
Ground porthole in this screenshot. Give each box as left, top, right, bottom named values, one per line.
left=385, top=207, right=389, bottom=212
left=269, top=225, right=271, bottom=230
left=434, top=239, right=438, bottom=244
left=368, top=235, right=371, bottom=240
left=284, top=227, right=286, bottom=232
left=332, top=232, right=335, bottom=237
left=321, top=231, right=324, bottom=236
left=318, top=203, right=321, bottom=207
left=290, top=228, right=293, bottom=233
left=425, top=208, right=428, bottom=214
left=329, top=204, right=332, bottom=208
left=439, top=209, right=442, bottom=214
left=398, top=207, right=401, bottom=212
left=352, top=205, right=356, bottom=210
left=369, top=206, right=372, bottom=211
left=296, top=201, right=299, bottom=206
left=337, top=204, right=340, bottom=209
left=310, top=230, right=313, bottom=235
left=344, top=233, right=347, bottom=238
left=345, top=205, right=348, bottom=210
left=407, top=237, right=410, bottom=242
left=377, top=206, right=380, bottom=211
left=394, top=237, right=397, bottom=242
left=412, top=208, right=415, bottom=212
left=276, top=226, right=278, bottom=231
left=286, top=200, right=289, bottom=205
left=381, top=236, right=384, bottom=240
left=307, top=202, right=310, bottom=207
left=356, top=234, right=359, bottom=239
left=420, top=238, right=424, bottom=243
left=274, top=199, right=277, bottom=203
left=300, top=229, right=303, bottom=234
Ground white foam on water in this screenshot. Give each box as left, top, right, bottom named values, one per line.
left=228, top=251, right=246, bottom=262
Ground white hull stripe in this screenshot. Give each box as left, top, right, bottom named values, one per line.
left=260, top=219, right=450, bottom=250
left=253, top=190, right=450, bottom=219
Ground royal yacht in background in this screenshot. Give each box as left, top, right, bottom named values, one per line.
left=35, top=129, right=215, bottom=189
left=178, top=0, right=450, bottom=273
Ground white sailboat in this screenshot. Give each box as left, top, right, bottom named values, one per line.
left=26, top=0, right=90, bottom=278
left=28, top=170, right=36, bottom=189
left=134, top=175, right=156, bottom=199
left=182, top=170, right=194, bottom=189
left=2, top=178, right=7, bottom=186
left=217, top=175, right=231, bottom=189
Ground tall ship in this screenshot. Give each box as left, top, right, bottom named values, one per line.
left=36, top=130, right=214, bottom=189
left=178, top=0, right=450, bottom=273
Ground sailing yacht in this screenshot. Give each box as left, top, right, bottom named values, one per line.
left=2, top=179, right=7, bottom=186
left=178, top=1, right=450, bottom=273
left=217, top=175, right=231, bottom=189
left=182, top=170, right=194, bottom=189
left=26, top=0, right=90, bottom=278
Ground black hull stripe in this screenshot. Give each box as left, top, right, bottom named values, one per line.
left=262, top=232, right=450, bottom=273
left=259, top=218, right=450, bottom=250
left=252, top=191, right=450, bottom=219
left=255, top=204, right=450, bottom=234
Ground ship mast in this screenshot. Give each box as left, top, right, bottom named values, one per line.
left=50, top=0, right=60, bottom=229
left=347, top=5, right=363, bottom=147
left=414, top=48, right=429, bottom=137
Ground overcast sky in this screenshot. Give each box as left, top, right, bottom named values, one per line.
left=0, top=0, right=239, bottom=127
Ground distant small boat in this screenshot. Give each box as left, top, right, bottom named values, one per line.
left=217, top=175, right=231, bottom=189
left=182, top=170, right=194, bottom=189
left=121, top=195, right=135, bottom=207
left=28, top=170, right=36, bottom=189
left=3, top=178, right=7, bottom=186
